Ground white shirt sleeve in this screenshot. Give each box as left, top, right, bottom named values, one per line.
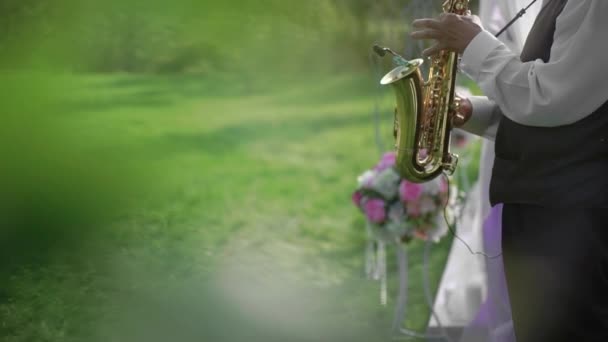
left=459, top=1, right=608, bottom=127
left=458, top=96, right=501, bottom=141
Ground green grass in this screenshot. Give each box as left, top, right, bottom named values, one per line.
left=0, top=72, right=469, bottom=342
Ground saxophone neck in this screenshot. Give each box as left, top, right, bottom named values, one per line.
left=373, top=45, right=406, bottom=62
left=442, top=0, right=470, bottom=14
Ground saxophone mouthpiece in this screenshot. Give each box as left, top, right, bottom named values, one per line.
left=373, top=44, right=388, bottom=57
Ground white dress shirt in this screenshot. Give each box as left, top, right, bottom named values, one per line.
left=460, top=0, right=608, bottom=140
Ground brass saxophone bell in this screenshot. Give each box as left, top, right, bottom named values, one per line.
left=380, top=59, right=424, bottom=85
left=375, top=0, right=469, bottom=183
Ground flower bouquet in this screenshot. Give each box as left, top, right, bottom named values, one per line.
left=352, top=152, right=450, bottom=244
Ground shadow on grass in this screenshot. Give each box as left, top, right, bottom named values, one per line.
left=154, top=110, right=374, bottom=156
left=78, top=73, right=375, bottom=109
left=82, top=74, right=277, bottom=102
left=66, top=91, right=175, bottom=113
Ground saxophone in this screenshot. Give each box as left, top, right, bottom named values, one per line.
left=374, top=0, right=469, bottom=183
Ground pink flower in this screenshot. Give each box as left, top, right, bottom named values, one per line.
left=399, top=181, right=423, bottom=202
left=374, top=152, right=396, bottom=172
left=413, top=230, right=428, bottom=241
left=364, top=198, right=386, bottom=223
left=419, top=196, right=437, bottom=215
left=405, top=201, right=421, bottom=218
left=352, top=191, right=363, bottom=208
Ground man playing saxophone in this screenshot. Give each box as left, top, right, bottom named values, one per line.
left=411, top=1, right=608, bottom=341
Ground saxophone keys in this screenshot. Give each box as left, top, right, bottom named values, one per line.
left=442, top=153, right=459, bottom=176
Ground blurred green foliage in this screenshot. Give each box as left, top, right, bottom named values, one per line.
left=0, top=72, right=150, bottom=268
left=0, top=0, right=479, bottom=74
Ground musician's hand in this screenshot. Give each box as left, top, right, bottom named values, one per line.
left=452, top=95, right=472, bottom=128
left=410, top=14, right=483, bottom=57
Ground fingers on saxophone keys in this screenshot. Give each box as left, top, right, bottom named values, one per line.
left=452, top=112, right=467, bottom=127
left=412, top=18, right=442, bottom=30
left=410, top=29, right=443, bottom=40
left=422, top=43, right=446, bottom=58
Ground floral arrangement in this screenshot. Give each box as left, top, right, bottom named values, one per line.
left=352, top=152, right=450, bottom=243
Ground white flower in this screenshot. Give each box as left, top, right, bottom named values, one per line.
left=357, top=170, right=376, bottom=188
left=427, top=215, right=449, bottom=243
left=388, top=202, right=405, bottom=222
left=423, top=177, right=442, bottom=196
left=371, top=168, right=401, bottom=199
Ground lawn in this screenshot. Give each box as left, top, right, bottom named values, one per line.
left=0, top=71, right=459, bottom=342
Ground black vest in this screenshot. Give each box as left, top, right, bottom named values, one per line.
left=489, top=0, right=608, bottom=208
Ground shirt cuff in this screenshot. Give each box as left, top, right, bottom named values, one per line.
left=460, top=30, right=504, bottom=81
left=459, top=96, right=498, bottom=139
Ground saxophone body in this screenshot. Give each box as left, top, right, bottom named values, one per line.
left=376, top=0, right=469, bottom=183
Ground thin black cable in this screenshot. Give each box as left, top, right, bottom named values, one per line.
left=442, top=173, right=503, bottom=259
left=495, top=0, right=541, bottom=38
